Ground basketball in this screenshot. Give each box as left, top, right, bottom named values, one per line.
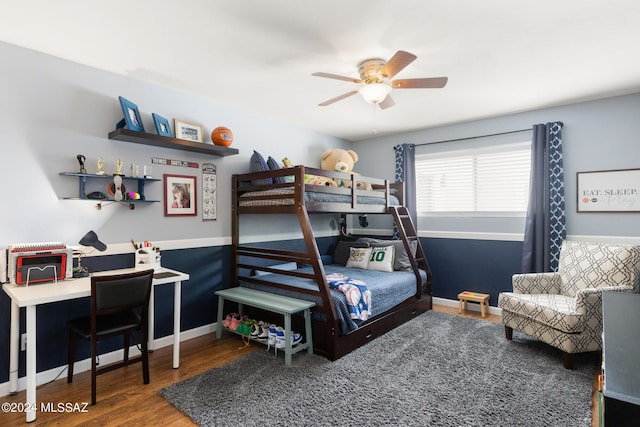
left=211, top=126, right=234, bottom=147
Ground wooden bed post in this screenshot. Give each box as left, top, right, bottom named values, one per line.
left=295, top=203, right=339, bottom=331
left=231, top=174, right=240, bottom=287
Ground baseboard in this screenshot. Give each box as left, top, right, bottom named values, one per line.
left=433, top=296, right=502, bottom=316
left=0, top=322, right=217, bottom=398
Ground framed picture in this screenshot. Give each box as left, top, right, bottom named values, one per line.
left=164, top=174, right=197, bottom=216
left=152, top=113, right=173, bottom=137
left=174, top=119, right=204, bottom=142
left=577, top=168, right=640, bottom=212
left=118, top=96, right=145, bottom=132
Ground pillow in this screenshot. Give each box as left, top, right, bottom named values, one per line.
left=249, top=150, right=272, bottom=185
left=333, top=241, right=370, bottom=266
left=267, top=156, right=287, bottom=184
left=367, top=245, right=395, bottom=272
left=356, top=238, right=418, bottom=271
left=345, top=247, right=372, bottom=270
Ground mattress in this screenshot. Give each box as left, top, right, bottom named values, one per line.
left=238, top=188, right=400, bottom=207
left=240, top=264, right=425, bottom=335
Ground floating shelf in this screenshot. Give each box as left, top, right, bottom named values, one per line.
left=108, top=128, right=239, bottom=156
left=59, top=172, right=160, bottom=204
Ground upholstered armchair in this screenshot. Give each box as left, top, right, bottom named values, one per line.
left=498, top=240, right=640, bottom=368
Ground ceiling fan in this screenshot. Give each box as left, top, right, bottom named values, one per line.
left=312, top=50, right=448, bottom=109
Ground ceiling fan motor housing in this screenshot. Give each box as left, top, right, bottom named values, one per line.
left=358, top=59, right=387, bottom=83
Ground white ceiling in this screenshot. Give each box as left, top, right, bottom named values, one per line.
left=2, top=0, right=640, bottom=141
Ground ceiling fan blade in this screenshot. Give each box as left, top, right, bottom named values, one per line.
left=378, top=95, right=395, bottom=110
left=312, top=72, right=362, bottom=84
left=381, top=50, right=417, bottom=79
left=392, top=77, right=448, bottom=89
left=318, top=90, right=359, bottom=106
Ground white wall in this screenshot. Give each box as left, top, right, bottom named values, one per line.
left=352, top=92, right=640, bottom=240
left=2, top=39, right=638, bottom=248
left=0, top=41, right=348, bottom=248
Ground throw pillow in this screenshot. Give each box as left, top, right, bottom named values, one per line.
left=367, top=245, right=395, bottom=272
left=345, top=247, right=372, bottom=270
left=267, top=156, right=286, bottom=184
left=333, top=241, right=370, bottom=266
left=356, top=237, right=418, bottom=271
left=249, top=150, right=273, bottom=185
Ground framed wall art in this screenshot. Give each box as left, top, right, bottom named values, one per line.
left=152, top=113, right=173, bottom=137
left=118, top=96, right=145, bottom=132
left=202, top=163, right=217, bottom=221
left=164, top=174, right=197, bottom=216
left=577, top=168, right=640, bottom=212
left=174, top=119, right=203, bottom=142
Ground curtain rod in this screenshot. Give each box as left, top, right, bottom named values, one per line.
left=413, top=128, right=532, bottom=147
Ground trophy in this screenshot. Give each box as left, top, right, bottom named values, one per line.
left=76, top=154, right=87, bottom=174
left=96, top=156, right=106, bottom=175
left=115, top=159, right=124, bottom=176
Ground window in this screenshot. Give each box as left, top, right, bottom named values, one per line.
left=416, top=142, right=531, bottom=215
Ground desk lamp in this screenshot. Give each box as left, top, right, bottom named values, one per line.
left=74, top=231, right=107, bottom=277
left=79, top=230, right=107, bottom=251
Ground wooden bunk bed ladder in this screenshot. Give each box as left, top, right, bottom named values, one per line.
left=389, top=206, right=433, bottom=299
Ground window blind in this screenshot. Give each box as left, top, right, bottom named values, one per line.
left=416, top=143, right=531, bottom=214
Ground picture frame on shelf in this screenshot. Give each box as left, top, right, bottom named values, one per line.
left=152, top=113, right=173, bottom=137
left=174, top=119, right=203, bottom=142
left=164, top=174, right=197, bottom=216
left=117, top=96, right=145, bottom=132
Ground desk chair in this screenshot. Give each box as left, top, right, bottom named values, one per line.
left=67, top=269, right=154, bottom=405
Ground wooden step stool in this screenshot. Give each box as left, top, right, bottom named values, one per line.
left=458, top=291, right=490, bottom=318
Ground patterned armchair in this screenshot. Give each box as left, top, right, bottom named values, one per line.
left=498, top=240, right=640, bottom=368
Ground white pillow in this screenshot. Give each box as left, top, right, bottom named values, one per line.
left=345, top=247, right=372, bottom=270
left=367, top=245, right=395, bottom=272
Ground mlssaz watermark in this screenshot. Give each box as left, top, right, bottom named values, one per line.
left=2, top=401, right=89, bottom=413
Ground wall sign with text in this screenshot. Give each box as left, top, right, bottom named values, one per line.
left=577, top=169, right=640, bottom=212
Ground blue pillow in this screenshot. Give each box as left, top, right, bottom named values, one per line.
left=267, top=156, right=286, bottom=184
left=250, top=151, right=272, bottom=185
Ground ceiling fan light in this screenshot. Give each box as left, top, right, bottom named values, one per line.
left=359, top=83, right=392, bottom=104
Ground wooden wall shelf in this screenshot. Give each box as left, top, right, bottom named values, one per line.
left=108, top=128, right=239, bottom=157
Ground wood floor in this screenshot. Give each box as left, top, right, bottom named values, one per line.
left=1, top=304, right=598, bottom=426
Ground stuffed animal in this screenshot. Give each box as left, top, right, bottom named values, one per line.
left=307, top=176, right=338, bottom=187
left=282, top=157, right=294, bottom=168
left=320, top=148, right=372, bottom=190
left=281, top=157, right=296, bottom=182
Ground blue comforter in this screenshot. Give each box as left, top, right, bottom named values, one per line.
left=240, top=264, right=425, bottom=335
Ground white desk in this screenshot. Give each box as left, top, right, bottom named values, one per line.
left=2, top=267, right=189, bottom=423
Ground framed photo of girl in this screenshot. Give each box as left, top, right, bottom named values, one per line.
left=164, top=174, right=197, bottom=216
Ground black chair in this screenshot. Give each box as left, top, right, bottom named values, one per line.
left=67, top=269, right=154, bottom=405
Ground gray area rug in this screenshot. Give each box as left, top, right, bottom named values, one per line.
left=160, top=311, right=596, bottom=426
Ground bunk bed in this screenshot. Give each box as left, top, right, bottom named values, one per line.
left=230, top=165, right=433, bottom=360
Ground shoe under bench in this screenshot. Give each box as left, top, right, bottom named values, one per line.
left=215, top=287, right=315, bottom=366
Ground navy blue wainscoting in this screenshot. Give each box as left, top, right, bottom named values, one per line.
left=421, top=237, right=523, bottom=306
left=0, top=245, right=233, bottom=383
left=0, top=290, right=13, bottom=383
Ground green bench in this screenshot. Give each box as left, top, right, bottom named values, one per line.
left=215, top=287, right=315, bottom=366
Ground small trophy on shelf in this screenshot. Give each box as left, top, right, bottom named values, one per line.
left=76, top=154, right=87, bottom=174
left=96, top=156, right=106, bottom=175
left=114, top=159, right=124, bottom=176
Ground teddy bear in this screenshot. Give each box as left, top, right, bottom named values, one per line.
left=320, top=148, right=372, bottom=190
left=307, top=176, right=338, bottom=187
